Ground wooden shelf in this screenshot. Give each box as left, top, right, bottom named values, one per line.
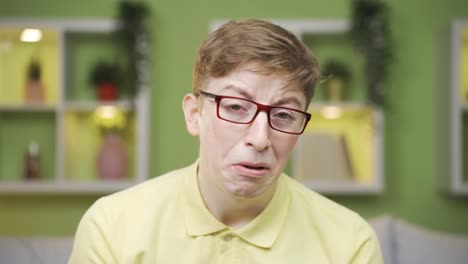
left=0, top=104, right=56, bottom=112
left=0, top=179, right=143, bottom=195
left=211, top=19, right=350, bottom=35
left=64, top=100, right=134, bottom=112
left=303, top=180, right=383, bottom=195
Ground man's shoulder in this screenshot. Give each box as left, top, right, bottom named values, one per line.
left=282, top=176, right=382, bottom=263
left=284, top=176, right=370, bottom=230
left=93, top=164, right=192, bottom=213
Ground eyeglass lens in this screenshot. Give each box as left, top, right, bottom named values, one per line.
left=218, top=98, right=307, bottom=133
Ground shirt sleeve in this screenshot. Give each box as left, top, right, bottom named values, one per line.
left=68, top=199, right=117, bottom=264
left=350, top=219, right=384, bottom=264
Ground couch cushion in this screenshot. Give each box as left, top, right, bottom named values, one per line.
left=395, top=219, right=468, bottom=264
left=369, top=215, right=395, bottom=264
left=0, top=237, right=73, bottom=264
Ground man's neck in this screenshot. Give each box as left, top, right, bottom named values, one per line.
left=197, top=172, right=276, bottom=229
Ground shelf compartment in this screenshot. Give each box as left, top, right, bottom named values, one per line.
left=64, top=99, right=134, bottom=112
left=64, top=31, right=128, bottom=102
left=0, top=111, right=56, bottom=182
left=302, top=33, right=366, bottom=103
left=63, top=109, right=136, bottom=181
left=292, top=104, right=383, bottom=194
left=0, top=27, right=59, bottom=105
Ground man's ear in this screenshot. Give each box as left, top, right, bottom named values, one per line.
left=182, top=93, right=200, bottom=136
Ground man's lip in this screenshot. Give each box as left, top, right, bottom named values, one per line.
left=232, top=163, right=270, bottom=177
left=235, top=162, right=270, bottom=169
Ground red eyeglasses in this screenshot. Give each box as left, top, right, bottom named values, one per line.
left=199, top=91, right=311, bottom=135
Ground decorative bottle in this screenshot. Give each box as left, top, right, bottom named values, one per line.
left=25, top=141, right=40, bottom=180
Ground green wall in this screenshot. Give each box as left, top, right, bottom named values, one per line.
left=1, top=0, right=468, bottom=236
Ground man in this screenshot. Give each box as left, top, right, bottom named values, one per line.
left=69, top=19, right=383, bottom=263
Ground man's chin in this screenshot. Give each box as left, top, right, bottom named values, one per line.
left=227, top=184, right=268, bottom=199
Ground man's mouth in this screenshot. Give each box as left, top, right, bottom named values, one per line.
left=242, top=164, right=267, bottom=170
left=234, top=163, right=270, bottom=177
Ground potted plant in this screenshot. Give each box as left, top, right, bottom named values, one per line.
left=322, top=60, right=351, bottom=102
left=89, top=60, right=122, bottom=101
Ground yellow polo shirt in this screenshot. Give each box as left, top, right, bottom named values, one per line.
left=69, top=161, right=382, bottom=263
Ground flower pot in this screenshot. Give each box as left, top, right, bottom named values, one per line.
left=97, top=83, right=118, bottom=101
left=325, top=78, right=346, bottom=102
left=96, top=132, right=128, bottom=180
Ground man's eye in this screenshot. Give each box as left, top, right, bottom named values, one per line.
left=274, top=111, right=295, bottom=120
left=229, top=104, right=243, bottom=111
left=224, top=102, right=251, bottom=112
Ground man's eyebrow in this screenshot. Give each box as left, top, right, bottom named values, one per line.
left=220, top=85, right=304, bottom=109
left=273, top=96, right=303, bottom=109
left=219, top=85, right=253, bottom=99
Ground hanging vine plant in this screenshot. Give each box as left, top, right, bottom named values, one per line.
left=350, top=0, right=393, bottom=107
left=115, top=0, right=150, bottom=100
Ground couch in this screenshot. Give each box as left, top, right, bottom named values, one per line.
left=1, top=215, right=468, bottom=263
left=0, top=237, right=72, bottom=264
left=370, top=215, right=468, bottom=264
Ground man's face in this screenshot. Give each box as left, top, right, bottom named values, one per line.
left=185, top=64, right=307, bottom=198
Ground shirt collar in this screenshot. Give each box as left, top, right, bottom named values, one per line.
left=180, top=160, right=290, bottom=249
left=181, top=161, right=226, bottom=236
left=236, top=174, right=290, bottom=248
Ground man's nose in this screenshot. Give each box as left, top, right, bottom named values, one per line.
left=244, top=111, right=272, bottom=152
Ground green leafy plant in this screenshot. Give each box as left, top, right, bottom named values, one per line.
left=350, top=0, right=393, bottom=106
left=89, top=60, right=122, bottom=86
left=322, top=60, right=351, bottom=83
left=27, top=59, right=41, bottom=81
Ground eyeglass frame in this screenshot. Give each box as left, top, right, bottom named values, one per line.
left=198, top=90, right=311, bottom=135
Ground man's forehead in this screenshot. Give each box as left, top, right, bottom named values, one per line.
left=206, top=82, right=306, bottom=109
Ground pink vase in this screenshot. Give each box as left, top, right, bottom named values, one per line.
left=97, top=133, right=128, bottom=180
left=25, top=80, right=44, bottom=103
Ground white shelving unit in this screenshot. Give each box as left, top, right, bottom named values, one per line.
left=210, top=19, right=350, bottom=36
left=449, top=20, right=468, bottom=195
left=210, top=19, right=384, bottom=194
left=294, top=103, right=384, bottom=195
left=0, top=19, right=149, bottom=194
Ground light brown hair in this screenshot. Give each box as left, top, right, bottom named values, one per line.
left=192, top=19, right=320, bottom=106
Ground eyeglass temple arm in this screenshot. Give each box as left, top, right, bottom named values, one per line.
left=199, top=91, right=217, bottom=101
